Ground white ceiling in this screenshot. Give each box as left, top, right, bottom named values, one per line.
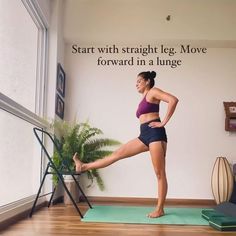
left=63, top=0, right=236, bottom=45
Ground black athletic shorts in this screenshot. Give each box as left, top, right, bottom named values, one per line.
left=138, top=119, right=167, bottom=147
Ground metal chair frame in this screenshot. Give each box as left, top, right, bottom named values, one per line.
left=29, top=127, right=92, bottom=218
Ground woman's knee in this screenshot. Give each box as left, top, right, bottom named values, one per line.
left=112, top=146, right=127, bottom=160
left=154, top=169, right=166, bottom=180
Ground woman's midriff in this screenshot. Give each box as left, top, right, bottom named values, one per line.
left=139, top=112, right=160, bottom=124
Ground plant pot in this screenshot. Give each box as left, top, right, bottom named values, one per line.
left=63, top=175, right=81, bottom=205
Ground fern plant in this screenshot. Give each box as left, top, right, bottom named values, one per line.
left=51, top=120, right=121, bottom=190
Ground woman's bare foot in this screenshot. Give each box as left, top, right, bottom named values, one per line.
left=72, top=152, right=83, bottom=173
left=147, top=208, right=165, bottom=218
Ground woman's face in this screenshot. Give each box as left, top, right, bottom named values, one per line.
left=136, top=76, right=147, bottom=93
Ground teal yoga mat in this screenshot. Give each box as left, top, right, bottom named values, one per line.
left=81, top=205, right=209, bottom=225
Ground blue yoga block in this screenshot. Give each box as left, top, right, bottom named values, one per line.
left=201, top=209, right=225, bottom=221
left=209, top=216, right=236, bottom=231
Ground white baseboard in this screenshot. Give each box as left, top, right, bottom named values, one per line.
left=0, top=196, right=46, bottom=223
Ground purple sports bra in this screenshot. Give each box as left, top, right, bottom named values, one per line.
left=136, top=93, right=159, bottom=118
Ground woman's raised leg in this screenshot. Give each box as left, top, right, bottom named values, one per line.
left=73, top=138, right=149, bottom=172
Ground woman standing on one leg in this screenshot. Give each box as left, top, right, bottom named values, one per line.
left=73, top=71, right=178, bottom=218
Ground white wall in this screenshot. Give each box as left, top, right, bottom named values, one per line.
left=46, top=0, right=65, bottom=121
left=63, top=0, right=236, bottom=44
left=62, top=0, right=236, bottom=200
left=64, top=45, right=236, bottom=199
left=43, top=0, right=65, bottom=196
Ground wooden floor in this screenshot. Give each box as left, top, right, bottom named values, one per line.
left=1, top=201, right=235, bottom=236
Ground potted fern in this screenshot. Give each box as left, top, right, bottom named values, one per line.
left=51, top=119, right=121, bottom=191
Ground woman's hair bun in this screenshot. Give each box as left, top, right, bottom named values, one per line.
left=138, top=71, right=156, bottom=88
left=149, top=71, right=156, bottom=79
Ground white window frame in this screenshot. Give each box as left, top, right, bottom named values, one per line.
left=0, top=0, right=49, bottom=217
left=22, top=0, right=49, bottom=117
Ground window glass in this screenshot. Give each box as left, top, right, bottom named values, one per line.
left=0, top=109, right=41, bottom=206
left=0, top=0, right=38, bottom=113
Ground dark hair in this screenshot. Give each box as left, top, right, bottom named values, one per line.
left=138, top=71, right=156, bottom=88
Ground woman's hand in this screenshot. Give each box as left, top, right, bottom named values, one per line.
left=148, top=121, right=165, bottom=128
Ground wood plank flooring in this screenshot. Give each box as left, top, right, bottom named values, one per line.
left=1, top=201, right=235, bottom=236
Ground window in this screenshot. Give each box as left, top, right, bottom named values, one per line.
left=0, top=0, right=38, bottom=113
left=0, top=109, right=41, bottom=206
left=0, top=0, right=48, bottom=208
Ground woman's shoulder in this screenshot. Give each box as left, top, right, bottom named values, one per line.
left=148, top=87, right=163, bottom=101
left=149, top=87, right=163, bottom=94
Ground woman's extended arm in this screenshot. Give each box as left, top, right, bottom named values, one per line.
left=149, top=88, right=179, bottom=128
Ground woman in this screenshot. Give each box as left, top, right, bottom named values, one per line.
left=73, top=71, right=178, bottom=218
